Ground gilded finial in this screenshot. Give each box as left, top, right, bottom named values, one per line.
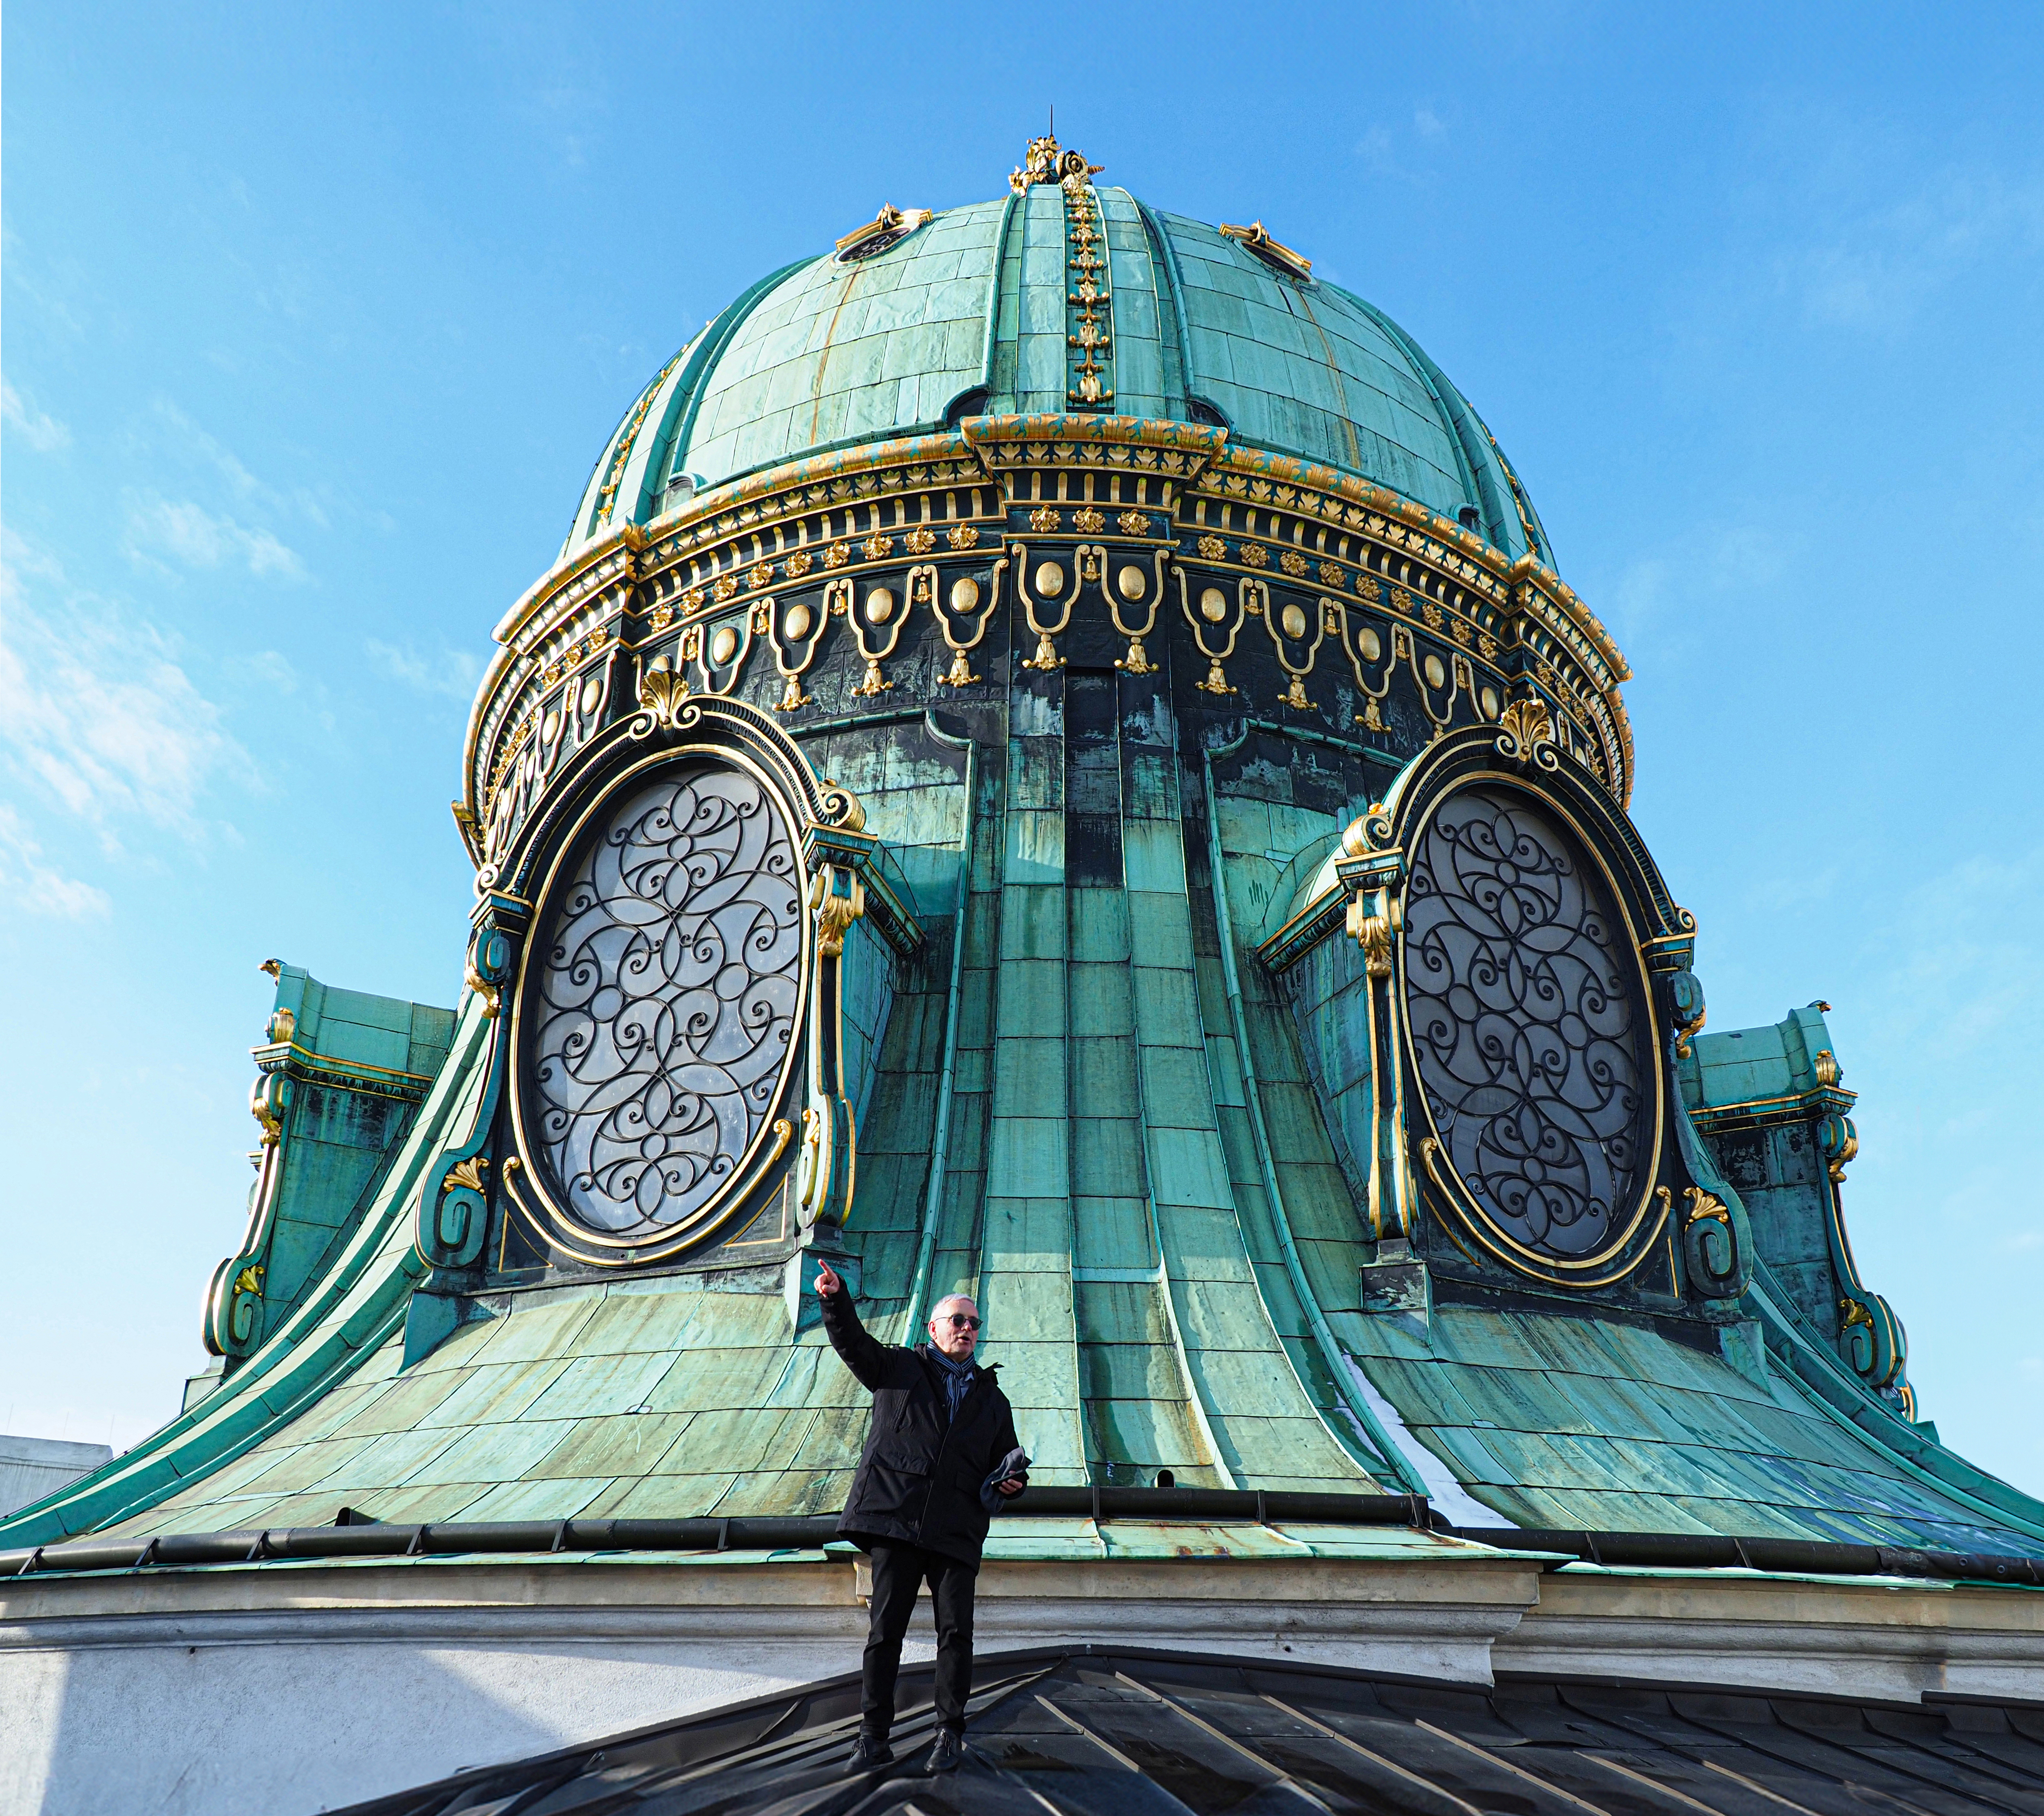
left=1010, top=131, right=1102, bottom=194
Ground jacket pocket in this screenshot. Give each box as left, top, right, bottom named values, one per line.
left=872, top=1444, right=935, bottom=1477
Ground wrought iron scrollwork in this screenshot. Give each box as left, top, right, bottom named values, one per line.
left=1404, top=785, right=1652, bottom=1262
left=527, top=765, right=803, bottom=1239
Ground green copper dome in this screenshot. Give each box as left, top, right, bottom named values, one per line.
left=561, top=184, right=1553, bottom=566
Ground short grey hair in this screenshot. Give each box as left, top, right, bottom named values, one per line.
left=929, top=1293, right=979, bottom=1322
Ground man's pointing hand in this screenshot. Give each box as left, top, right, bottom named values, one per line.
left=815, top=1259, right=841, bottom=1298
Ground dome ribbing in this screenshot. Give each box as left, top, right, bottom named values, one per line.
left=560, top=185, right=1552, bottom=568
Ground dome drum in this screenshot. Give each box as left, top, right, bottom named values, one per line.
left=444, top=410, right=1663, bottom=1324
left=465, top=411, right=1632, bottom=885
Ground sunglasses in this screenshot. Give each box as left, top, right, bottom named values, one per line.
left=941, top=1314, right=982, bottom=1331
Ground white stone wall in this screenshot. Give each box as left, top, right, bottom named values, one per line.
left=0, top=1439, right=112, bottom=1521
left=3, top=1551, right=2038, bottom=1816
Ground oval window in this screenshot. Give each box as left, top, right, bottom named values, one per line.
left=524, top=763, right=803, bottom=1241
left=1403, top=784, right=1654, bottom=1263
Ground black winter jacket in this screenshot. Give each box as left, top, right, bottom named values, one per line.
left=822, top=1289, right=1025, bottom=1567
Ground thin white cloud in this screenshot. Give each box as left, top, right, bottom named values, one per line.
left=121, top=397, right=333, bottom=539
left=1759, top=137, right=2044, bottom=335
left=0, top=530, right=251, bottom=853
left=232, top=650, right=300, bottom=693
left=2, top=231, right=90, bottom=342
left=1356, top=125, right=1400, bottom=176
left=1606, top=522, right=1792, bottom=657
left=122, top=491, right=303, bottom=580
left=1881, top=847, right=2044, bottom=1055
left=1355, top=106, right=1452, bottom=183
left=1, top=379, right=71, bottom=452
left=0, top=804, right=110, bottom=920
left=145, top=398, right=269, bottom=503
left=366, top=638, right=482, bottom=702
left=1848, top=844, right=2044, bottom=1243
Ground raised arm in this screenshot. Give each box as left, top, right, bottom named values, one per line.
left=816, top=1259, right=892, bottom=1390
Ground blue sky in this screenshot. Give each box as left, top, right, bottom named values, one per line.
left=4, top=4, right=2040, bottom=1494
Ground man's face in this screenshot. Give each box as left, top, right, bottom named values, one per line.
left=928, top=1297, right=981, bottom=1361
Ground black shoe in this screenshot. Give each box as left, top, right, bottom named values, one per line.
left=925, top=1728, right=964, bottom=1774
left=847, top=1732, right=895, bottom=1773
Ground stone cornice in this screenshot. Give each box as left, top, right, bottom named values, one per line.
left=249, top=1038, right=437, bottom=1105
left=9, top=1545, right=2035, bottom=1708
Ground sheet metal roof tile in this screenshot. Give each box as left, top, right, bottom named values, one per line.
left=644, top=1345, right=789, bottom=1416
left=1454, top=1366, right=1610, bottom=1440
left=596, top=1472, right=743, bottom=1520
left=446, top=1476, right=616, bottom=1524
left=461, top=1296, right=605, bottom=1368
left=419, top=1355, right=577, bottom=1430
left=208, top=1488, right=382, bottom=1531
left=646, top=1408, right=805, bottom=1476
left=1331, top=1311, right=1437, bottom=1367
left=1086, top=1395, right=1208, bottom=1471
left=403, top=1419, right=580, bottom=1488
left=229, top=1437, right=369, bottom=1501
left=784, top=1406, right=867, bottom=1474
left=519, top=1412, right=695, bottom=1483
left=1081, top=1339, right=1194, bottom=1404
left=324, top=1370, right=466, bottom=1441
left=718, top=1468, right=851, bottom=1517
left=1213, top=1413, right=1382, bottom=1484
left=521, top=1350, right=677, bottom=1423
left=1427, top=1310, right=1558, bottom=1375
left=304, top=1425, right=470, bottom=1496
left=1072, top=1197, right=1153, bottom=1272
left=567, top=1288, right=703, bottom=1357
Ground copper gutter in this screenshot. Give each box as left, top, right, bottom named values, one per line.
left=11, top=1499, right=2040, bottom=1585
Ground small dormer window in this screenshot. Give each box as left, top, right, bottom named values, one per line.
left=1218, top=220, right=1314, bottom=281
left=833, top=204, right=932, bottom=264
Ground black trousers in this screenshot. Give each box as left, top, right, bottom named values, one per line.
left=861, top=1540, right=977, bottom=1738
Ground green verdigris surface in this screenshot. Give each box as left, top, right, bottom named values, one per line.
left=199, top=965, right=456, bottom=1372
left=562, top=187, right=1547, bottom=565
left=9, top=717, right=2042, bottom=1556
left=7, top=154, right=2040, bottom=1567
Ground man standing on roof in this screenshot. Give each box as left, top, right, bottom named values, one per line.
left=816, top=1260, right=1030, bottom=1777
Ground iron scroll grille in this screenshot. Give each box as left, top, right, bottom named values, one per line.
left=523, top=762, right=803, bottom=1243
left=1403, top=782, right=1655, bottom=1265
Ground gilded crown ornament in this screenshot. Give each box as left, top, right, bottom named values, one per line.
left=1009, top=130, right=1102, bottom=194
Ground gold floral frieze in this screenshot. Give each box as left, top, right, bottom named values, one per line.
left=467, top=413, right=1636, bottom=842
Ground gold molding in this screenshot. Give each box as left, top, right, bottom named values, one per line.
left=1398, top=769, right=1671, bottom=1285
left=463, top=415, right=1636, bottom=850
left=501, top=740, right=815, bottom=1267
